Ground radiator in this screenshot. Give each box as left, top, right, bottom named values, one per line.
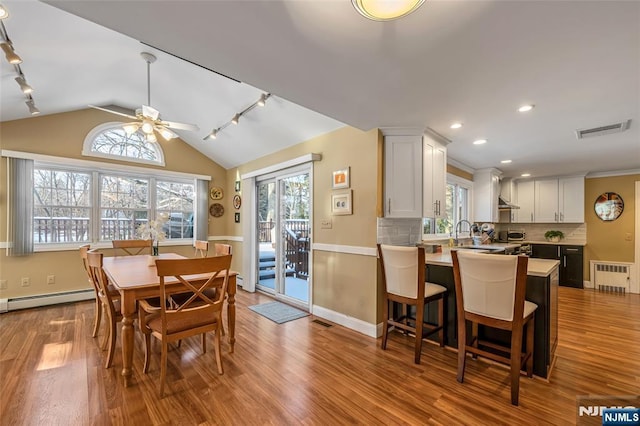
left=590, top=261, right=631, bottom=293
left=0, top=289, right=94, bottom=313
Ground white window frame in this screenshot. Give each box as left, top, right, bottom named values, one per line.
left=422, top=173, right=473, bottom=241
left=82, top=122, right=166, bottom=167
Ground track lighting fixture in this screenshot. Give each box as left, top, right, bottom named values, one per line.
left=203, top=92, right=270, bottom=141
left=0, top=4, right=8, bottom=20
left=1, top=41, right=20, bottom=64
left=26, top=99, right=39, bottom=115
left=15, top=75, right=32, bottom=94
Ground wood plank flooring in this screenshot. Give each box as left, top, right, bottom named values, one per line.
left=1, top=287, right=638, bottom=425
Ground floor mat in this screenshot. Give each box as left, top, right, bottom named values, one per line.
left=248, top=301, right=309, bottom=324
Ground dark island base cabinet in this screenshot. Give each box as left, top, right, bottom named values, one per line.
left=423, top=264, right=558, bottom=379
left=531, top=244, right=583, bottom=288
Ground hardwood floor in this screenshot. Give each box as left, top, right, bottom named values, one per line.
left=1, top=287, right=638, bottom=425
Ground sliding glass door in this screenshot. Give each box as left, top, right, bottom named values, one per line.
left=255, top=165, right=311, bottom=309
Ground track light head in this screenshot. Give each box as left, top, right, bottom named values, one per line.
left=0, top=4, right=9, bottom=19
left=206, top=129, right=218, bottom=140
left=257, top=93, right=270, bottom=107
left=1, top=42, right=21, bottom=64
left=26, top=100, right=39, bottom=115
left=15, top=75, right=33, bottom=94
left=231, top=113, right=240, bottom=125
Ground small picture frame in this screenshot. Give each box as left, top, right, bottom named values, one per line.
left=331, top=190, right=352, bottom=215
left=235, top=180, right=241, bottom=192
left=234, top=212, right=241, bottom=223
left=332, top=167, right=350, bottom=189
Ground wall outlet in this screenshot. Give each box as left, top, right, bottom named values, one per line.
left=321, top=219, right=332, bottom=229
left=0, top=280, right=7, bottom=290
left=21, top=277, right=30, bottom=287
left=625, top=233, right=632, bottom=241
left=47, top=275, right=55, bottom=285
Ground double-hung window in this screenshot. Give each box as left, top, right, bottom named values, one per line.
left=423, top=174, right=472, bottom=238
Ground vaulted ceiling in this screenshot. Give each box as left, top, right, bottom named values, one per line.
left=2, top=1, right=639, bottom=177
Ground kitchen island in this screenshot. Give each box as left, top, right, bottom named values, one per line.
left=422, top=250, right=559, bottom=379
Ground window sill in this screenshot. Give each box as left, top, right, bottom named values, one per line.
left=34, top=239, right=195, bottom=252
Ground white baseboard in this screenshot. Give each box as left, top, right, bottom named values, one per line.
left=311, top=304, right=378, bottom=338
left=1, top=289, right=94, bottom=313
left=584, top=280, right=593, bottom=289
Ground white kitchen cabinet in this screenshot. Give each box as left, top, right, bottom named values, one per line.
left=473, top=168, right=502, bottom=222
left=499, top=178, right=517, bottom=222
left=422, top=134, right=447, bottom=218
left=515, top=180, right=535, bottom=223
left=384, top=135, right=423, bottom=217
left=535, top=176, right=584, bottom=223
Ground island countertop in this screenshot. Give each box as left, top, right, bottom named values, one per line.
left=425, top=250, right=560, bottom=277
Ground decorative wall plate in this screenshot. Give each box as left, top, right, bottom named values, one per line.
left=594, top=192, right=624, bottom=221
left=233, top=194, right=242, bottom=209
left=209, top=186, right=224, bottom=200
left=209, top=203, right=224, bottom=217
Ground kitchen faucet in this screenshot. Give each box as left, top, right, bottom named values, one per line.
left=454, top=220, right=473, bottom=246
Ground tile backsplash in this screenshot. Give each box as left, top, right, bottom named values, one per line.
left=495, top=223, right=587, bottom=243
left=377, top=217, right=422, bottom=246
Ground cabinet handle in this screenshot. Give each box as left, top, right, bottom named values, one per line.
left=388, top=198, right=391, bottom=215
left=560, top=212, right=564, bottom=222
left=531, top=213, right=533, bottom=222
left=565, top=248, right=579, bottom=252
left=555, top=212, right=558, bottom=221
left=557, top=246, right=560, bottom=257
left=563, top=256, right=566, bottom=267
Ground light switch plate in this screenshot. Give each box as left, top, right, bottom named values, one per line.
left=321, top=219, right=332, bottom=229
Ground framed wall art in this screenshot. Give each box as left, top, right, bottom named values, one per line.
left=331, top=190, right=352, bottom=215
left=332, top=167, right=350, bottom=189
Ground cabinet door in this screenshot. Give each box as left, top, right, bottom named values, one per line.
left=559, top=177, right=584, bottom=223
left=560, top=246, right=583, bottom=288
left=535, top=179, right=559, bottom=222
left=473, top=168, right=501, bottom=222
left=423, top=136, right=446, bottom=218
left=515, top=180, right=535, bottom=223
left=384, top=135, right=422, bottom=217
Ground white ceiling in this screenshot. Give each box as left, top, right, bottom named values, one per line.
left=2, top=1, right=639, bottom=178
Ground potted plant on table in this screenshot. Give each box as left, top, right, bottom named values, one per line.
left=544, top=230, right=564, bottom=243
left=137, top=218, right=167, bottom=263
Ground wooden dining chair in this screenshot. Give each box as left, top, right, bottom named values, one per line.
left=213, top=243, right=232, bottom=256
left=138, top=255, right=232, bottom=396
left=377, top=244, right=447, bottom=364
left=87, top=250, right=123, bottom=369
left=194, top=240, right=209, bottom=257
left=451, top=250, right=537, bottom=406
left=80, top=245, right=120, bottom=340
left=112, top=239, right=153, bottom=256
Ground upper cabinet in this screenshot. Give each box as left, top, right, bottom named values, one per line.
left=473, top=168, right=502, bottom=222
left=422, top=134, right=447, bottom=218
left=517, top=176, right=584, bottom=223
left=383, top=135, right=423, bottom=218
left=383, top=131, right=448, bottom=218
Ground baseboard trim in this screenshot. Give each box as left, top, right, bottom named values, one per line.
left=2, top=289, right=94, bottom=312
left=311, top=304, right=378, bottom=338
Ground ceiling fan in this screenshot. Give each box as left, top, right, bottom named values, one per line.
left=90, top=52, right=199, bottom=142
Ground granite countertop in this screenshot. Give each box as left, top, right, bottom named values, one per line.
left=425, top=250, right=560, bottom=277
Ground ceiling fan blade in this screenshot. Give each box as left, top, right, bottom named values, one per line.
left=89, top=104, right=137, bottom=120
left=141, top=105, right=160, bottom=121
left=161, top=120, right=200, bottom=132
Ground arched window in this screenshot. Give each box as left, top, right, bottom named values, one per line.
left=82, top=122, right=165, bottom=166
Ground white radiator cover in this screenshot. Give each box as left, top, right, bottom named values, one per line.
left=590, top=261, right=632, bottom=293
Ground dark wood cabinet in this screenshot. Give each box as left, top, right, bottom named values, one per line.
left=531, top=243, right=583, bottom=288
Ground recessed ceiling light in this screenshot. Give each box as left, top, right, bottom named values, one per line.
left=0, top=4, right=8, bottom=19
left=450, top=122, right=463, bottom=129
left=518, top=104, right=534, bottom=113
left=501, top=160, right=512, bottom=164
left=473, top=139, right=487, bottom=145
left=521, top=173, right=531, bottom=177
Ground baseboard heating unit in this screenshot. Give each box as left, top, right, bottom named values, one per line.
left=0, top=289, right=94, bottom=313
left=590, top=261, right=632, bottom=293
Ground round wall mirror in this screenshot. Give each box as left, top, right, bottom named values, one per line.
left=594, top=192, right=624, bottom=221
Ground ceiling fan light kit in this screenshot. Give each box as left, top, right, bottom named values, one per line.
left=1, top=9, right=40, bottom=114
left=89, top=51, right=199, bottom=144
left=352, top=0, right=425, bottom=21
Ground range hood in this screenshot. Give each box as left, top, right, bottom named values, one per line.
left=498, top=196, right=520, bottom=210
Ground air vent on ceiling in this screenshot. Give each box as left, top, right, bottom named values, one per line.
left=575, top=119, right=631, bottom=139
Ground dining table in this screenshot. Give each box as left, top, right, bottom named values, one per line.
left=102, top=252, right=238, bottom=387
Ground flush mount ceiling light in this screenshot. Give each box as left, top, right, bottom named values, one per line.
left=518, top=104, right=535, bottom=113
left=473, top=139, right=487, bottom=145
left=501, top=159, right=512, bottom=164
left=352, top=0, right=425, bottom=21
left=521, top=173, right=531, bottom=177
left=450, top=122, right=463, bottom=129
